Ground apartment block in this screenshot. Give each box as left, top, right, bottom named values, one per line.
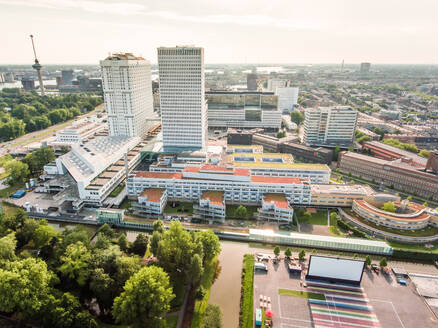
left=100, top=53, right=154, bottom=137
left=193, top=191, right=226, bottom=221
left=303, top=106, right=358, bottom=147
left=158, top=46, right=207, bottom=152
left=257, top=193, right=294, bottom=222
left=133, top=188, right=167, bottom=216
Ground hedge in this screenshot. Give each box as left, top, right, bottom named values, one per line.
left=337, top=218, right=368, bottom=239
left=239, top=254, right=254, bottom=328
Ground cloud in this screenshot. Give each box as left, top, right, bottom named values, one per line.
left=0, top=0, right=318, bottom=30
left=0, top=0, right=146, bottom=16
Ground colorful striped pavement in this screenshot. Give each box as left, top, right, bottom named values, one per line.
left=306, top=281, right=381, bottom=328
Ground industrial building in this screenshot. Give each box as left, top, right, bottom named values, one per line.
left=100, top=53, right=154, bottom=138
left=304, top=106, right=358, bottom=147
left=158, top=46, right=207, bottom=152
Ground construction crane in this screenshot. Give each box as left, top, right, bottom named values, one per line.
left=29, top=34, right=45, bottom=96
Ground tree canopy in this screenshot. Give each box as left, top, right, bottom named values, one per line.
left=290, top=110, right=305, bottom=125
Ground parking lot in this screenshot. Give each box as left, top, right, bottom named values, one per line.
left=253, top=253, right=438, bottom=328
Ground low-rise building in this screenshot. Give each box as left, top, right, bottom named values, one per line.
left=363, top=141, right=427, bottom=167
left=337, top=151, right=438, bottom=200
left=257, top=193, right=294, bottom=222
left=55, top=118, right=106, bottom=144
left=352, top=200, right=436, bottom=230
left=226, top=152, right=330, bottom=184
left=133, top=188, right=167, bottom=216
left=193, top=191, right=226, bottom=221
left=280, top=142, right=333, bottom=165
left=128, top=164, right=311, bottom=207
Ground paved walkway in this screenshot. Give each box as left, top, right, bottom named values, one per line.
left=166, top=285, right=191, bottom=328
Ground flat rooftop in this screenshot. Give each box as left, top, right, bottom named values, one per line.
left=201, top=190, right=224, bottom=206
left=264, top=193, right=290, bottom=209
left=140, top=188, right=165, bottom=203
left=311, top=184, right=374, bottom=195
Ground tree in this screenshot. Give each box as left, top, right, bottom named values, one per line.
left=365, top=255, right=372, bottom=266
left=41, top=292, right=97, bottom=328
left=89, top=268, right=115, bottom=314
left=5, top=160, right=29, bottom=185
left=379, top=257, right=388, bottom=269
left=189, top=253, right=204, bottom=286
left=130, top=233, right=149, bottom=257
left=115, top=255, right=142, bottom=289
left=276, top=130, right=286, bottom=138
left=382, top=201, right=396, bottom=213
left=234, top=205, right=247, bottom=219
left=407, top=196, right=412, bottom=201
left=423, top=201, right=428, bottom=207
left=298, top=250, right=306, bottom=261
left=153, top=219, right=165, bottom=233
left=117, top=233, right=130, bottom=253
left=284, top=247, right=292, bottom=258
left=290, top=110, right=304, bottom=125
left=0, top=232, right=17, bottom=260
left=195, top=230, right=221, bottom=265
left=150, top=230, right=161, bottom=256
left=273, top=246, right=280, bottom=257
left=97, top=223, right=115, bottom=239
left=333, top=145, right=341, bottom=161
left=23, top=147, right=55, bottom=175
left=59, top=241, right=92, bottom=286
left=113, top=266, right=175, bottom=328
left=0, top=118, right=26, bottom=140
left=156, top=221, right=200, bottom=281
left=33, top=222, right=59, bottom=248
left=202, top=304, right=222, bottom=328
left=419, top=149, right=430, bottom=158
left=0, top=258, right=55, bottom=317
left=15, top=218, right=39, bottom=248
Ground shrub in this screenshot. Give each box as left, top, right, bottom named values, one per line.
left=239, top=254, right=254, bottom=328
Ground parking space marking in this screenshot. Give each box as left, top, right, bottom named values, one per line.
left=370, top=298, right=405, bottom=328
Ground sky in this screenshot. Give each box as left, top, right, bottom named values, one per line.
left=1, top=0, right=438, bottom=65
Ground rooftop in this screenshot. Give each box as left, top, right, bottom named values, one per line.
left=140, top=188, right=165, bottom=203
left=251, top=176, right=304, bottom=184
left=364, top=141, right=427, bottom=167
left=311, top=184, right=374, bottom=195
left=104, top=53, right=145, bottom=61
left=264, top=193, right=290, bottom=209
left=201, top=191, right=224, bottom=206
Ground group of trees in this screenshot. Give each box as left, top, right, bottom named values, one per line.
left=274, top=246, right=306, bottom=261
left=290, top=110, right=305, bottom=126
left=1, top=147, right=56, bottom=186
left=0, top=206, right=222, bottom=327
left=355, top=130, right=371, bottom=145
left=0, top=88, right=102, bottom=140
left=382, top=138, right=419, bottom=154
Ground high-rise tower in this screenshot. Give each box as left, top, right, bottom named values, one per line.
left=157, top=46, right=207, bottom=152
left=29, top=35, right=45, bottom=96
left=100, top=53, right=154, bottom=137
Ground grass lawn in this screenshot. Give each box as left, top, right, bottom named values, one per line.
left=226, top=205, right=258, bottom=220
left=278, top=288, right=326, bottom=300
left=344, top=209, right=438, bottom=237
left=388, top=241, right=438, bottom=253
left=165, top=314, right=179, bottom=328
left=1, top=201, right=24, bottom=216
left=165, top=202, right=193, bottom=215
left=190, top=257, right=218, bottom=328
left=297, top=209, right=328, bottom=225
left=239, top=254, right=254, bottom=328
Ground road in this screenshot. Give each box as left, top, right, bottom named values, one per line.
left=0, top=103, right=104, bottom=156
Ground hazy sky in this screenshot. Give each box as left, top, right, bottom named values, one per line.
left=1, top=0, right=437, bottom=65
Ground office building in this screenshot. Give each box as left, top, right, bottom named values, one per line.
left=267, top=79, right=290, bottom=92
left=56, top=76, right=65, bottom=88
left=360, top=62, right=371, bottom=73
left=276, top=87, right=299, bottom=112
left=206, top=91, right=281, bottom=130
left=100, top=53, right=154, bottom=137
left=62, top=70, right=74, bottom=85
left=247, top=73, right=258, bottom=90
left=158, top=46, right=207, bottom=152
left=337, top=151, right=438, bottom=200
left=303, top=106, right=358, bottom=147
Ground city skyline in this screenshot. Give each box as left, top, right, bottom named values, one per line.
left=1, top=0, right=438, bottom=65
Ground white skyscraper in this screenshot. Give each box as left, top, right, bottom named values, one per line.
left=303, top=106, right=358, bottom=147
left=100, top=53, right=154, bottom=137
left=276, top=87, right=299, bottom=112
left=157, top=46, right=207, bottom=152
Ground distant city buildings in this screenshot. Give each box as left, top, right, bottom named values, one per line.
left=303, top=106, right=358, bottom=147
left=267, top=78, right=290, bottom=92
left=21, top=77, right=35, bottom=91
left=100, top=53, right=154, bottom=137
left=158, top=46, right=207, bottom=152
left=0, top=72, right=14, bottom=83
left=247, top=73, right=258, bottom=90
left=62, top=69, right=74, bottom=85
left=360, top=62, right=371, bottom=73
